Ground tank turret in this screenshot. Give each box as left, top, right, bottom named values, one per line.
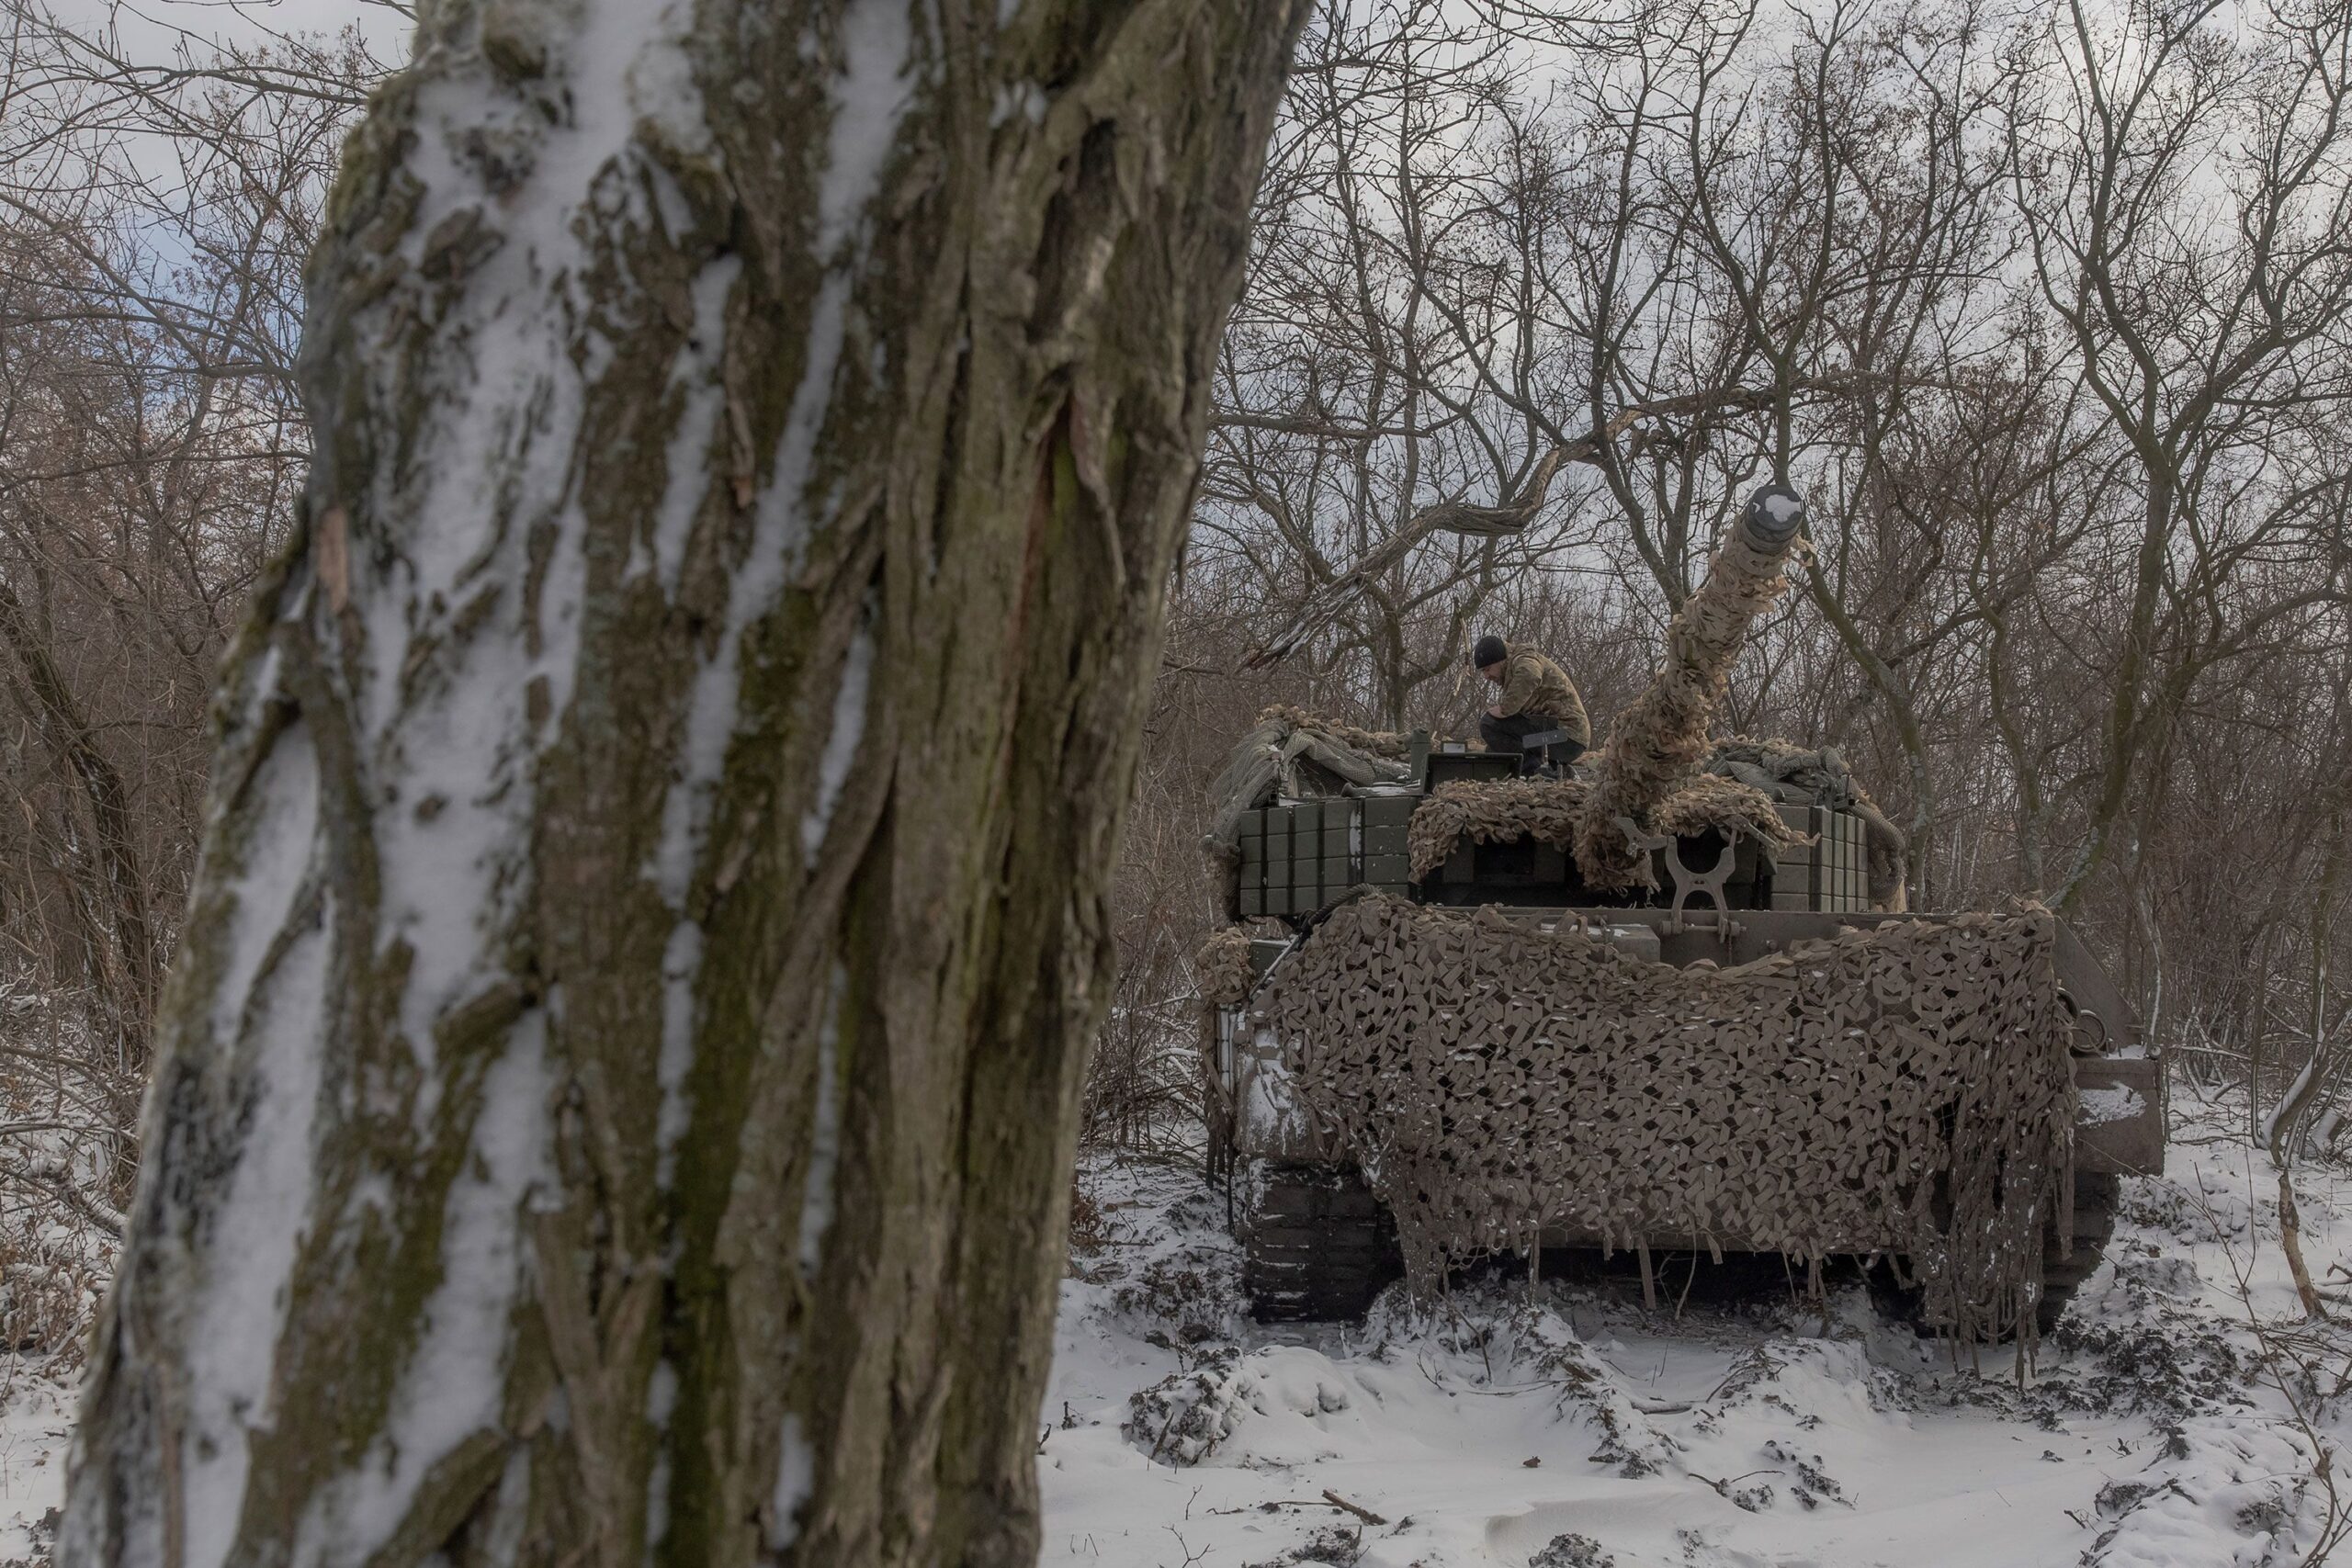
left=1573, top=484, right=1807, bottom=888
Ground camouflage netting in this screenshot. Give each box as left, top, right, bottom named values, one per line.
left=1194, top=923, right=1260, bottom=1009
left=1254, top=705, right=1410, bottom=761
left=1244, top=895, right=2076, bottom=1343
left=1405, top=774, right=1799, bottom=885
left=1194, top=925, right=1262, bottom=1169
left=1652, top=773, right=1804, bottom=856
left=1205, top=707, right=1414, bottom=853
left=1704, top=738, right=1867, bottom=804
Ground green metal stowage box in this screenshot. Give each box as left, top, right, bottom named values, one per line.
left=1362, top=795, right=1415, bottom=895
left=1767, top=804, right=1873, bottom=913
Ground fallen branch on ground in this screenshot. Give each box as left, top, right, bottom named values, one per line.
left=1320, top=1491, right=1386, bottom=1526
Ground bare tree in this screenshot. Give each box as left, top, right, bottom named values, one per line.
left=1200, top=1, right=1589, bottom=727
left=0, top=4, right=380, bottom=1279
left=2008, top=0, right=2352, bottom=911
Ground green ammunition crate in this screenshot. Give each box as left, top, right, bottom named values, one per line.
left=1363, top=853, right=1410, bottom=885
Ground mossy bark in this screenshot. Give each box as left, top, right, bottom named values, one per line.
left=61, top=4, right=1302, bottom=1566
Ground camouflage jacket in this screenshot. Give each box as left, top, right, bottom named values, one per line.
left=1494, top=644, right=1591, bottom=746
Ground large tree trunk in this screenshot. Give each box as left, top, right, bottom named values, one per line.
left=61, top=3, right=1301, bottom=1565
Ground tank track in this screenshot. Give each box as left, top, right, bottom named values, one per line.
left=2037, top=1170, right=2121, bottom=1335
left=1240, top=1162, right=2119, bottom=1334
left=1241, top=1161, right=1403, bottom=1322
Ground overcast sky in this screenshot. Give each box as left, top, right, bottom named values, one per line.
left=46, top=0, right=407, bottom=58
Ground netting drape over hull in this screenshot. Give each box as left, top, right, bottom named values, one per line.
left=1247, top=897, right=2075, bottom=1341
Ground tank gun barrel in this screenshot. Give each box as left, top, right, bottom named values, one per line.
left=1572, top=484, right=1807, bottom=889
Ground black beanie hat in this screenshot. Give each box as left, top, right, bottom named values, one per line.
left=1472, top=635, right=1508, bottom=669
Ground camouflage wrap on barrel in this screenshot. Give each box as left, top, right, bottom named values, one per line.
left=1574, top=485, right=1807, bottom=889
left=1247, top=894, right=2076, bottom=1346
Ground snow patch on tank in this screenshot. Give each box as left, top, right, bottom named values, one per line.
left=2079, top=1087, right=2145, bottom=1125
left=1238, top=1027, right=1316, bottom=1154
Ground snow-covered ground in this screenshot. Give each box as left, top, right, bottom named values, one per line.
left=0, top=1079, right=119, bottom=1566
left=1046, top=1096, right=2352, bottom=1568
left=0, top=1092, right=2337, bottom=1567
left=0, top=1360, right=74, bottom=1566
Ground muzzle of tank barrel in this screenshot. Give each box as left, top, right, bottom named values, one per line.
left=1571, top=484, right=1808, bottom=890
left=1740, top=482, right=1807, bottom=550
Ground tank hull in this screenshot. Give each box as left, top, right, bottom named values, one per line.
left=1221, top=903, right=2161, bottom=1329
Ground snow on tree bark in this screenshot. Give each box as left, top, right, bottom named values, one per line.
left=60, top=2, right=1303, bottom=1564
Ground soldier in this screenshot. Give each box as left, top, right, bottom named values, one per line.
left=1472, top=634, right=1591, bottom=762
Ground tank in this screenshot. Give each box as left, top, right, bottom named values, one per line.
left=1203, top=487, right=2162, bottom=1343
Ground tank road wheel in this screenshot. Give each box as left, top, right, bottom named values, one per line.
left=1242, top=1162, right=1404, bottom=1323
left=2037, top=1170, right=2120, bottom=1335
